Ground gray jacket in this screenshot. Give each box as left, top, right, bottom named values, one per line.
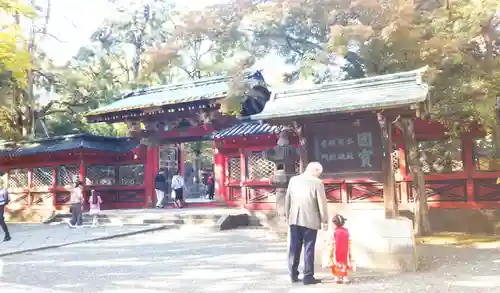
left=285, top=173, right=329, bottom=230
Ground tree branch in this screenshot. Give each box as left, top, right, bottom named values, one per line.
left=38, top=100, right=91, bottom=117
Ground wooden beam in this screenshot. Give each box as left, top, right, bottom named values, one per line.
left=291, top=121, right=308, bottom=173
left=378, top=113, right=399, bottom=218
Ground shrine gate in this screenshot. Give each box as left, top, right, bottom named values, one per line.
left=3, top=68, right=500, bottom=232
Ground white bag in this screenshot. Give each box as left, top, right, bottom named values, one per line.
left=171, top=190, right=176, bottom=200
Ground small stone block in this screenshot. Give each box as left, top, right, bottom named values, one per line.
left=216, top=214, right=250, bottom=230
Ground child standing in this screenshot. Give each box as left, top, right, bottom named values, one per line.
left=330, top=214, right=354, bottom=284
left=88, top=190, right=103, bottom=227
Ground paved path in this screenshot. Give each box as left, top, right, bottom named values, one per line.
left=0, top=223, right=166, bottom=257
left=1, top=228, right=499, bottom=293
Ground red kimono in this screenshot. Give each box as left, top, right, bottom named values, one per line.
left=330, top=226, right=353, bottom=277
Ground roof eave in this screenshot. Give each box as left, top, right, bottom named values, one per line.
left=83, top=95, right=224, bottom=118
left=250, top=97, right=428, bottom=122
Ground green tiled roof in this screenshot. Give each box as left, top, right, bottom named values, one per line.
left=0, top=134, right=138, bottom=158
left=85, top=77, right=229, bottom=116
left=85, top=72, right=267, bottom=117
left=250, top=67, right=429, bottom=121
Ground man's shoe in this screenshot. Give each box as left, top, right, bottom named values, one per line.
left=303, top=278, right=321, bottom=285
left=3, top=235, right=11, bottom=242
left=290, top=276, right=300, bottom=283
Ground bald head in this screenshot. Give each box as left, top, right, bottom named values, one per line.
left=305, top=162, right=323, bottom=177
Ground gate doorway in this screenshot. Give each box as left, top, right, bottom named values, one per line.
left=158, top=141, right=214, bottom=203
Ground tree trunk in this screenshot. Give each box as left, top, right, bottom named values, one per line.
left=397, top=118, right=431, bottom=236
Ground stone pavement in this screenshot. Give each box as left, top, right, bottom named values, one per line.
left=0, top=223, right=166, bottom=257
left=1, top=228, right=499, bottom=293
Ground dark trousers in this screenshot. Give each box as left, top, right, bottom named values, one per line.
left=0, top=206, right=9, bottom=236
left=70, top=203, right=83, bottom=226
left=208, top=184, right=214, bottom=200
left=288, top=224, right=318, bottom=280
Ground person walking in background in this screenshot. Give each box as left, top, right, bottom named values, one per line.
left=329, top=214, right=354, bottom=284
left=0, top=185, right=11, bottom=242
left=207, top=173, right=215, bottom=200
left=88, top=189, right=103, bottom=227
left=68, top=180, right=84, bottom=228
left=171, top=170, right=186, bottom=208
left=155, top=169, right=167, bottom=208
left=285, top=162, right=328, bottom=285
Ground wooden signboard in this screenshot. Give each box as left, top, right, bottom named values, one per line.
left=309, top=117, right=383, bottom=179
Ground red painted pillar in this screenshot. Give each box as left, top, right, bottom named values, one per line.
left=143, top=147, right=151, bottom=208
left=145, top=146, right=158, bottom=208
left=224, top=153, right=231, bottom=204
left=79, top=155, right=87, bottom=211
left=240, top=148, right=247, bottom=206
left=340, top=182, right=348, bottom=203
left=179, top=143, right=185, bottom=176
left=213, top=142, right=225, bottom=202
left=79, top=158, right=85, bottom=182
left=463, top=133, right=475, bottom=203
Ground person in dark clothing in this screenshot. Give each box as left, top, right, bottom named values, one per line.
left=155, top=169, right=167, bottom=208
left=207, top=174, right=215, bottom=200
left=0, top=186, right=11, bottom=242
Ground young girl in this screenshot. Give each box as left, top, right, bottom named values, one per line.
left=330, top=214, right=354, bottom=284
left=88, top=190, right=103, bottom=227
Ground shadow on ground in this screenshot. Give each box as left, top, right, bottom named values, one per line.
left=1, top=228, right=500, bottom=293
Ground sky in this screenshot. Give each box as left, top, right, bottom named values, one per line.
left=42, top=0, right=289, bottom=85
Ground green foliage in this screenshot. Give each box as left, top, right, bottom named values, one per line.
left=183, top=141, right=214, bottom=169
left=5, top=0, right=497, bottom=144
left=0, top=0, right=35, bottom=86
left=323, top=0, right=500, bottom=132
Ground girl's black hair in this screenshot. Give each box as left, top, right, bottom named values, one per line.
left=91, top=190, right=98, bottom=205
left=332, top=214, right=346, bottom=227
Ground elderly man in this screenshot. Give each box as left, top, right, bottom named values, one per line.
left=285, top=162, right=328, bottom=285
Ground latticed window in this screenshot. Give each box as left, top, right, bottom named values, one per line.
left=8, top=169, right=28, bottom=188
left=246, top=151, right=276, bottom=180
left=228, top=157, right=241, bottom=181
left=391, top=144, right=401, bottom=178
left=417, top=139, right=463, bottom=173
left=86, top=165, right=116, bottom=185
left=247, top=187, right=276, bottom=203
left=56, top=165, right=79, bottom=187
left=32, top=167, right=53, bottom=187
left=119, top=164, right=145, bottom=185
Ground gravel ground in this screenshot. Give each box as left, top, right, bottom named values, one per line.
left=0, top=227, right=499, bottom=293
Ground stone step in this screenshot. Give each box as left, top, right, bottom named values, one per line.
left=45, top=207, right=257, bottom=230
